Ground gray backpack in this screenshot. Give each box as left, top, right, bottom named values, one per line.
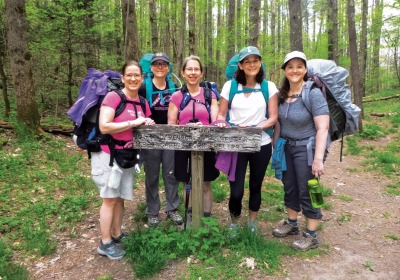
left=303, top=59, right=361, bottom=160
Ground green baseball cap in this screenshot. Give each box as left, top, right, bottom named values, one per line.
left=238, top=46, right=262, bottom=62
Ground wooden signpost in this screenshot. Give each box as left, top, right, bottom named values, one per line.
left=134, top=124, right=262, bottom=231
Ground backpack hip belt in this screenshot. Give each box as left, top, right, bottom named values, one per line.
left=286, top=136, right=315, bottom=166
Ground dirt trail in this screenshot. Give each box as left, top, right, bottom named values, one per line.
left=27, top=140, right=399, bottom=280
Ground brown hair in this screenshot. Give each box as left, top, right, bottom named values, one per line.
left=121, top=60, right=142, bottom=75
left=181, top=55, right=203, bottom=72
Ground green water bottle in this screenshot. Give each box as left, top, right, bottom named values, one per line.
left=308, top=178, right=324, bottom=208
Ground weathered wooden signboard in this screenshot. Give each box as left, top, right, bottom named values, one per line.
left=133, top=124, right=262, bottom=152
left=133, top=124, right=262, bottom=231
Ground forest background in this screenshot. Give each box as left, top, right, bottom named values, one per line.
left=0, top=0, right=399, bottom=132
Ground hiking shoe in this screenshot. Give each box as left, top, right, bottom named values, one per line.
left=292, top=232, right=319, bottom=251
left=97, top=240, right=125, bottom=260
left=247, top=221, right=257, bottom=233
left=167, top=210, right=183, bottom=225
left=148, top=216, right=159, bottom=227
left=112, top=232, right=128, bottom=243
left=272, top=221, right=299, bottom=237
left=228, top=223, right=240, bottom=238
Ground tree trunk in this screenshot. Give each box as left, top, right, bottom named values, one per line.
left=227, top=0, right=235, bottom=60
left=359, top=0, right=368, bottom=97
left=327, top=0, right=339, bottom=63
left=81, top=0, right=97, bottom=68
left=0, top=12, right=10, bottom=119
left=288, top=0, right=303, bottom=51
left=371, top=0, right=383, bottom=93
left=5, top=0, right=40, bottom=133
left=149, top=0, right=158, bottom=51
left=347, top=0, right=364, bottom=130
left=248, top=0, right=261, bottom=47
left=180, top=0, right=186, bottom=63
left=114, top=0, right=122, bottom=61
left=206, top=0, right=213, bottom=80
left=122, top=0, right=140, bottom=61
left=188, top=1, right=195, bottom=55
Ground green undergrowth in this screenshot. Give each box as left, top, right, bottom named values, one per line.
left=123, top=218, right=296, bottom=279
left=0, top=131, right=97, bottom=260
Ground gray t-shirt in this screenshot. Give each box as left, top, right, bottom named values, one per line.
left=278, top=87, right=329, bottom=140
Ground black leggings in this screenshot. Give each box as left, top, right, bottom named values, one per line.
left=229, top=143, right=272, bottom=217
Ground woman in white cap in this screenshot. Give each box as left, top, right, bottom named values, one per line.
left=272, top=51, right=329, bottom=251
left=216, top=46, right=278, bottom=233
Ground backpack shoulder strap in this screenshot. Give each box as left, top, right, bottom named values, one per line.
left=145, top=75, right=154, bottom=108
left=114, top=90, right=127, bottom=117
left=138, top=95, right=147, bottom=115
left=228, top=79, right=239, bottom=109
left=301, top=79, right=314, bottom=115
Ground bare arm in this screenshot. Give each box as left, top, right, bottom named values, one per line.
left=312, top=114, right=330, bottom=177
left=272, top=121, right=281, bottom=147
left=99, top=106, right=153, bottom=135
left=256, top=93, right=278, bottom=130
left=215, top=97, right=229, bottom=127
left=167, top=102, right=179, bottom=124
left=210, top=98, right=219, bottom=122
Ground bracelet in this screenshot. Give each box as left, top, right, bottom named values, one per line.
left=127, top=120, right=133, bottom=128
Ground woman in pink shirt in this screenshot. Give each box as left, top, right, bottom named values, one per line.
left=92, top=61, right=154, bottom=260
left=168, top=55, right=220, bottom=220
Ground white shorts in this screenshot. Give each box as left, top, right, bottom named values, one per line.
left=91, top=151, right=134, bottom=200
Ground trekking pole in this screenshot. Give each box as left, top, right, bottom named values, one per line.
left=184, top=179, right=191, bottom=230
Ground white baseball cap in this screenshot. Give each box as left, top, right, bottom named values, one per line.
left=281, top=51, right=307, bottom=69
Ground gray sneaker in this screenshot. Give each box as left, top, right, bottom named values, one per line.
left=97, top=240, right=125, bottom=260
left=292, top=232, right=319, bottom=251
left=112, top=232, right=128, bottom=243
left=167, top=210, right=183, bottom=225
left=272, top=221, right=299, bottom=237
left=148, top=216, right=159, bottom=227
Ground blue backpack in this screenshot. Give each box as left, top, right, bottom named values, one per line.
left=225, top=54, right=272, bottom=135
left=139, top=53, right=176, bottom=108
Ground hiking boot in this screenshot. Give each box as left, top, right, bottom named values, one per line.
left=167, top=210, right=183, bottom=225
left=148, top=216, right=159, bottom=227
left=292, top=232, right=319, bottom=251
left=112, top=232, right=128, bottom=243
left=97, top=240, right=125, bottom=260
left=272, top=221, right=299, bottom=237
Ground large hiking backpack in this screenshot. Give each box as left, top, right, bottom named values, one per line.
left=305, top=59, right=361, bottom=160
left=225, top=53, right=272, bottom=135
left=139, top=53, right=177, bottom=108
left=66, top=68, right=146, bottom=164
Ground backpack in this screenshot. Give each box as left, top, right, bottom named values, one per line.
left=305, top=59, right=361, bottom=160
left=66, top=68, right=147, bottom=166
left=139, top=53, right=177, bottom=108
left=225, top=53, right=272, bottom=135
left=178, top=84, right=214, bottom=124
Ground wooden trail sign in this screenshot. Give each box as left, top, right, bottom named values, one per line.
left=133, top=124, right=262, bottom=231
left=134, top=124, right=261, bottom=152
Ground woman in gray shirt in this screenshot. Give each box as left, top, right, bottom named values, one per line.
left=272, top=51, right=329, bottom=251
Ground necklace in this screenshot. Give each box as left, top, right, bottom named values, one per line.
left=287, top=93, right=301, bottom=99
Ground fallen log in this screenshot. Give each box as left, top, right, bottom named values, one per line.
left=0, top=121, right=74, bottom=135
left=370, top=112, right=397, bottom=117
left=363, top=94, right=400, bottom=103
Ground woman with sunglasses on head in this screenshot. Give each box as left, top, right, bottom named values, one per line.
left=216, top=46, right=278, bottom=233
left=168, top=55, right=220, bottom=220
left=92, top=60, right=154, bottom=260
